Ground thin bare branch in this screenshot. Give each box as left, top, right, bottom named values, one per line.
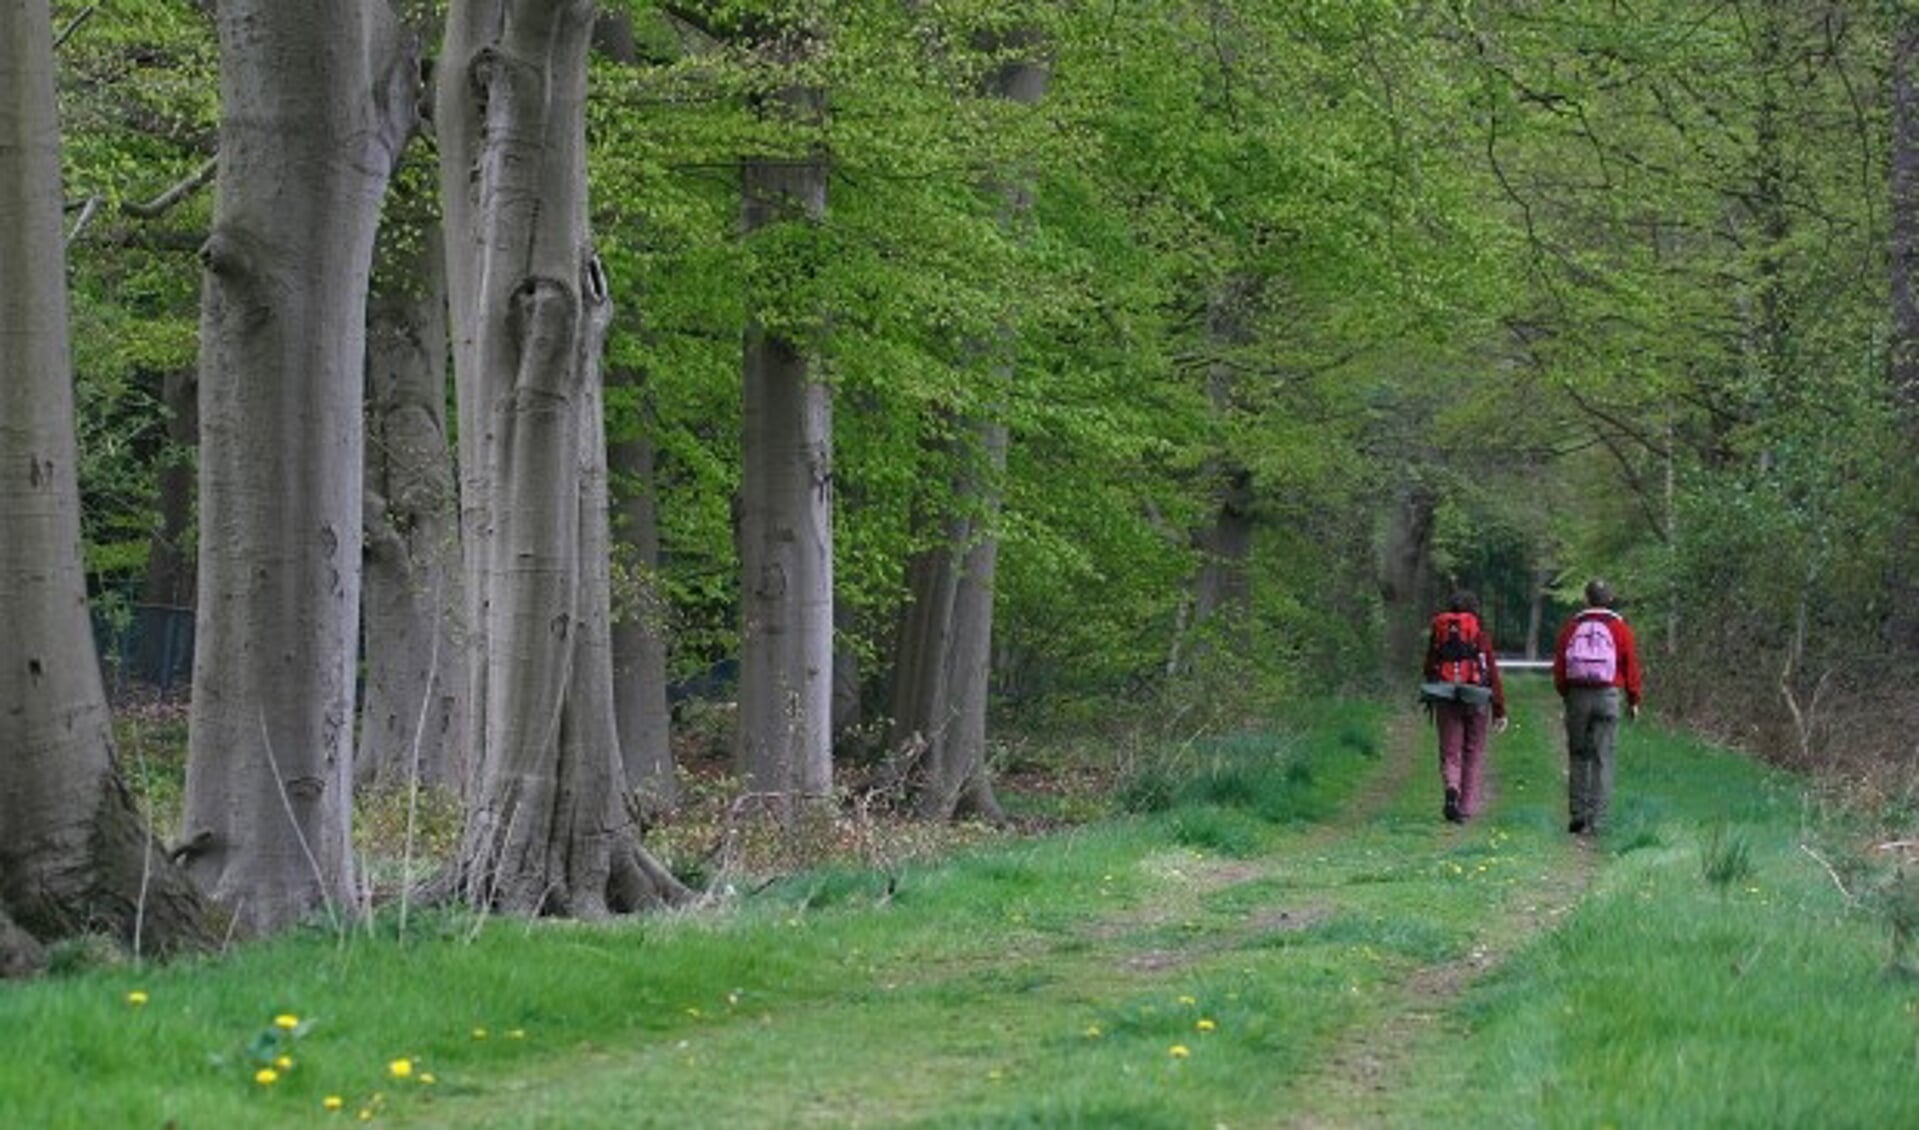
left=64, top=194, right=101, bottom=245
left=123, top=157, right=219, bottom=220
left=54, top=4, right=95, bottom=49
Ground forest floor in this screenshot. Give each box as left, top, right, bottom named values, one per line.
left=4, top=684, right=1916, bottom=1127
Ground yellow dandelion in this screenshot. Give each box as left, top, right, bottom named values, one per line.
left=126, top=990, right=149, bottom=1007
left=323, top=1096, right=344, bottom=1112
left=471, top=1027, right=489, bottom=1040
left=273, top=1013, right=300, bottom=1030
left=420, top=1073, right=437, bottom=1085
left=1169, top=1045, right=1191, bottom=1059
left=506, top=1028, right=526, bottom=1039
left=359, top=1111, right=374, bottom=1122
left=1084, top=1024, right=1103, bottom=1039
left=255, top=1068, right=280, bottom=1086
left=274, top=1055, right=294, bottom=1070
left=1177, top=995, right=1197, bottom=1006
left=1196, top=1018, right=1217, bottom=1033
left=388, top=1058, right=414, bottom=1079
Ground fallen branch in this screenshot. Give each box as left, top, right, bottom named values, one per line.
left=1799, top=843, right=1857, bottom=906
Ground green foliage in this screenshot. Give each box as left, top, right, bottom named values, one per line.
left=46, top=0, right=1909, bottom=778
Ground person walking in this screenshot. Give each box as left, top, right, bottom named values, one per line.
left=1422, top=590, right=1508, bottom=824
left=1551, top=578, right=1644, bottom=835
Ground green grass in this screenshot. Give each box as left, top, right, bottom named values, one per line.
left=6, top=689, right=1915, bottom=1127
left=1377, top=693, right=1919, bottom=1129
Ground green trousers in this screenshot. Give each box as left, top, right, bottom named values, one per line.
left=1563, top=685, right=1622, bottom=831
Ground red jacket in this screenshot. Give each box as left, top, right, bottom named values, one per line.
left=1422, top=614, right=1507, bottom=719
left=1552, top=608, right=1643, bottom=707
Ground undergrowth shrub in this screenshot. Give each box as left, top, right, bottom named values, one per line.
left=1699, top=823, right=1755, bottom=891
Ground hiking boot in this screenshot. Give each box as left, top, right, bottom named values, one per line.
left=1444, top=788, right=1462, bottom=824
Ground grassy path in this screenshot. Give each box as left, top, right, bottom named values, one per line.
left=1283, top=692, right=1598, bottom=1127
left=401, top=691, right=1607, bottom=1128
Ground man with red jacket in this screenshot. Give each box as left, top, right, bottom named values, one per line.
left=1551, top=578, right=1644, bottom=836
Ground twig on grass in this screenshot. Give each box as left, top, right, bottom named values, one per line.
left=1800, top=843, right=1857, bottom=906
left=259, top=710, right=344, bottom=939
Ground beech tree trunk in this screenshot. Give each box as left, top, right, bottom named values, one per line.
left=1183, top=278, right=1259, bottom=666
left=736, top=67, right=834, bottom=805
left=1, top=0, right=211, bottom=974
left=361, top=215, right=466, bottom=792
left=608, top=368, right=677, bottom=814
left=888, top=37, right=1047, bottom=822
left=180, top=0, right=416, bottom=936
left=439, top=0, right=686, bottom=915
left=887, top=473, right=965, bottom=801
left=1890, top=9, right=1919, bottom=654
left=1379, top=483, right=1438, bottom=679
left=133, top=366, right=197, bottom=691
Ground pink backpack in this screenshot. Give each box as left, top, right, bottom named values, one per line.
left=1565, top=612, right=1618, bottom=684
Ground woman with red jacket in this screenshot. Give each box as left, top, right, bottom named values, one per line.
left=1422, top=589, right=1508, bottom=824
left=1551, top=579, right=1644, bottom=835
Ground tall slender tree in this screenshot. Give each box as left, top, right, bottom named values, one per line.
left=1890, top=4, right=1919, bottom=653
left=888, top=28, right=1049, bottom=821
left=1, top=0, right=210, bottom=974
left=735, top=18, right=834, bottom=807
left=361, top=207, right=466, bottom=792
left=180, top=0, right=417, bottom=935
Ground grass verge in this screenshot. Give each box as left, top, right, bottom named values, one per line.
left=6, top=690, right=1914, bottom=1128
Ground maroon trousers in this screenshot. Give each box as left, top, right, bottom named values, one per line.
left=1433, top=700, right=1489, bottom=818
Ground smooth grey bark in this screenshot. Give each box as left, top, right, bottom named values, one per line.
left=888, top=39, right=1046, bottom=822
left=132, top=366, right=197, bottom=692
left=736, top=68, right=834, bottom=805
left=180, top=0, right=416, bottom=936
left=588, top=11, right=677, bottom=813
left=939, top=420, right=1009, bottom=821
left=887, top=481, right=964, bottom=796
left=933, top=45, right=1050, bottom=823
left=831, top=597, right=863, bottom=743
left=137, top=367, right=197, bottom=612
left=1182, top=279, right=1259, bottom=668
left=361, top=216, right=466, bottom=792
left=1, top=0, right=211, bottom=974
left=1525, top=563, right=1552, bottom=661
left=438, top=0, right=686, bottom=914
left=608, top=369, right=677, bottom=815
left=886, top=423, right=1006, bottom=821
left=1890, top=9, right=1919, bottom=653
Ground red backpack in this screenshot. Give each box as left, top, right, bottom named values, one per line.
left=1431, top=611, right=1487, bottom=686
